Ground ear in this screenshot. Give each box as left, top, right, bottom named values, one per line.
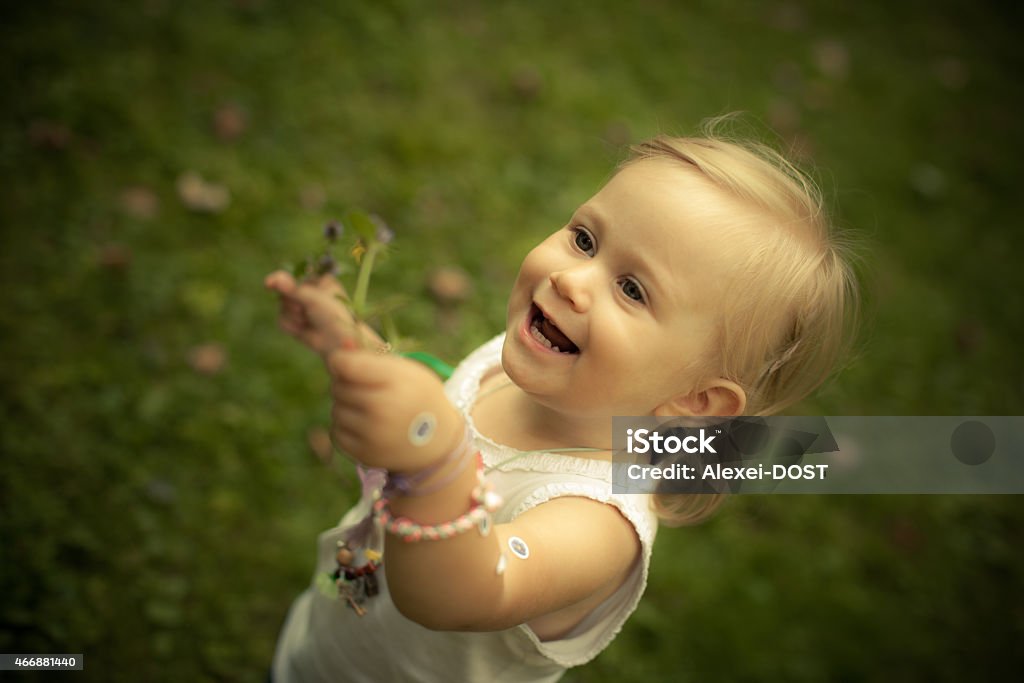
left=654, top=379, right=747, bottom=418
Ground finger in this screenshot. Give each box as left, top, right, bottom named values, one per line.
left=264, top=270, right=298, bottom=294
left=281, top=320, right=326, bottom=351
left=312, top=273, right=348, bottom=296
left=329, top=378, right=359, bottom=406
left=329, top=366, right=387, bottom=400
left=329, top=381, right=393, bottom=413
left=330, top=427, right=363, bottom=458
left=291, top=281, right=341, bottom=308
left=330, top=404, right=377, bottom=457
left=290, top=284, right=355, bottom=331
left=279, top=296, right=305, bottom=321
left=277, top=299, right=311, bottom=333
left=279, top=317, right=304, bottom=337
left=326, top=350, right=394, bottom=386
left=268, top=272, right=340, bottom=319
left=331, top=402, right=369, bottom=435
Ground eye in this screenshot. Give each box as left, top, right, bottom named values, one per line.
left=571, top=227, right=596, bottom=256
left=619, top=277, right=646, bottom=303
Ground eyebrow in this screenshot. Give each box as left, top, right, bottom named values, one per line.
left=575, top=205, right=676, bottom=313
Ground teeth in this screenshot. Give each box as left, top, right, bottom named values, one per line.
left=530, top=320, right=554, bottom=349
left=530, top=318, right=572, bottom=354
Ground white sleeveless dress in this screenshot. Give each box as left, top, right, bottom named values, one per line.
left=272, top=334, right=658, bottom=682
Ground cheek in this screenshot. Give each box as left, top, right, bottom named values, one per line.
left=512, top=246, right=545, bottom=286
left=586, top=317, right=653, bottom=383
left=512, top=246, right=564, bottom=300
left=661, top=322, right=721, bottom=387
left=608, top=318, right=715, bottom=394
left=531, top=230, right=573, bottom=264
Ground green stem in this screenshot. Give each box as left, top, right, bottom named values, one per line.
left=352, top=242, right=380, bottom=317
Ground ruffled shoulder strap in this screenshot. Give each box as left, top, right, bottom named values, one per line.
left=443, top=333, right=505, bottom=412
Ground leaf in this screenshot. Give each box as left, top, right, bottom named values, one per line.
left=344, top=210, right=379, bottom=242
left=382, top=314, right=401, bottom=344
left=360, top=296, right=409, bottom=323
left=382, top=314, right=414, bottom=353
left=316, top=572, right=339, bottom=600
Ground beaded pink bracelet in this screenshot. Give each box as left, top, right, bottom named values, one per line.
left=373, top=456, right=502, bottom=543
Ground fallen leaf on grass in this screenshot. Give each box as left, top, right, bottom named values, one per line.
left=96, top=243, right=133, bottom=269
left=888, top=517, right=923, bottom=554
left=187, top=343, right=227, bottom=375
left=119, top=185, right=160, bottom=220
left=771, top=4, right=805, bottom=32
left=177, top=171, right=231, bottom=213
left=813, top=39, right=849, bottom=80
left=212, top=102, right=248, bottom=141
left=603, top=121, right=631, bottom=147
left=428, top=266, right=472, bottom=304
left=511, top=66, right=543, bottom=101
left=307, top=426, right=334, bottom=465
left=767, top=98, right=801, bottom=135
left=28, top=120, right=72, bottom=150
left=954, top=319, right=984, bottom=355
left=300, top=184, right=327, bottom=210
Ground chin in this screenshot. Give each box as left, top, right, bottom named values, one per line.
left=499, top=338, right=523, bottom=384
left=501, top=342, right=534, bottom=379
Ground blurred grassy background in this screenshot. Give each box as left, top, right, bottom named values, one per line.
left=1, top=1, right=1021, bottom=681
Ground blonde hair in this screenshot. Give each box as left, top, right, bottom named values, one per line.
left=624, top=119, right=860, bottom=526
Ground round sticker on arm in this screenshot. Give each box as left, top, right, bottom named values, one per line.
left=507, top=536, right=530, bottom=560
left=408, top=412, right=437, bottom=446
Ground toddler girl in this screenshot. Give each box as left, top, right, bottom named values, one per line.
left=265, top=126, right=857, bottom=682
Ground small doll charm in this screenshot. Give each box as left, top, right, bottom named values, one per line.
left=328, top=541, right=382, bottom=616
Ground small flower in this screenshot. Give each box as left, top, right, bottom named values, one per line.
left=323, top=220, right=343, bottom=242
left=370, top=215, right=394, bottom=245
left=316, top=253, right=340, bottom=276
left=351, top=240, right=366, bottom=263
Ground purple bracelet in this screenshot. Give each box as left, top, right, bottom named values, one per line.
left=383, top=431, right=474, bottom=497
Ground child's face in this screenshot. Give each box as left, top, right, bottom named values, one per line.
left=502, top=159, right=742, bottom=418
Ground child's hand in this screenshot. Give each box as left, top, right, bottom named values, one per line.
left=325, top=349, right=464, bottom=472
left=264, top=270, right=385, bottom=355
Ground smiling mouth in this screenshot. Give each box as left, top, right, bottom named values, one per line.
left=529, top=304, right=580, bottom=354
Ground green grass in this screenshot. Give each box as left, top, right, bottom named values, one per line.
left=2, top=1, right=1022, bottom=681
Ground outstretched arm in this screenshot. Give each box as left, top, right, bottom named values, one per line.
left=327, top=350, right=641, bottom=637
left=267, top=274, right=642, bottom=635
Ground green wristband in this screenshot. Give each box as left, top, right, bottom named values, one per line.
left=400, top=351, right=455, bottom=380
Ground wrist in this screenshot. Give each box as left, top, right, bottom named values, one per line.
left=385, top=427, right=473, bottom=497
left=376, top=453, right=501, bottom=542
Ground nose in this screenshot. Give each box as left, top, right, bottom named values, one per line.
left=549, top=266, right=592, bottom=312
